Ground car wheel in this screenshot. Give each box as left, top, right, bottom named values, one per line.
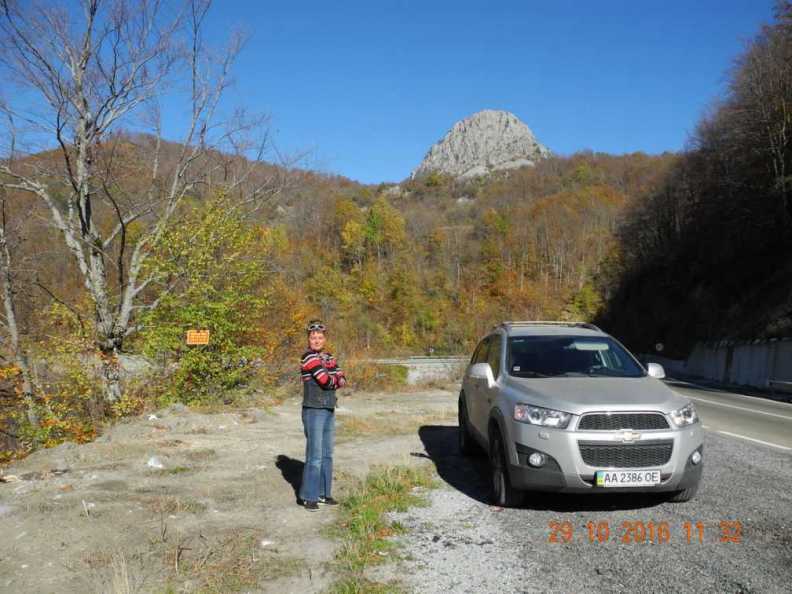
left=668, top=483, right=699, bottom=503
left=489, top=430, right=524, bottom=507
left=458, top=398, right=477, bottom=456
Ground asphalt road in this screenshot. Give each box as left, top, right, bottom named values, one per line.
left=378, top=381, right=792, bottom=593
left=667, top=379, right=792, bottom=450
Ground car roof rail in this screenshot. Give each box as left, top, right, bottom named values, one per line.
left=493, top=320, right=602, bottom=332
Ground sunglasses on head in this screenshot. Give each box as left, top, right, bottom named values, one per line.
left=307, top=322, right=326, bottom=333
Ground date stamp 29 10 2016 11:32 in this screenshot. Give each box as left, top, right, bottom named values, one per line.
left=548, top=520, right=743, bottom=544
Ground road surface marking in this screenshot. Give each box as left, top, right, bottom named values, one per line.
left=672, top=380, right=792, bottom=409
left=714, top=430, right=791, bottom=451
left=685, top=395, right=792, bottom=421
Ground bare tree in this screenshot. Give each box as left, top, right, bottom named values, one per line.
left=0, top=0, right=284, bottom=405
left=0, top=189, right=37, bottom=426
left=730, top=1, right=792, bottom=222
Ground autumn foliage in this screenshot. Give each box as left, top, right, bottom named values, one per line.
left=3, top=3, right=788, bottom=457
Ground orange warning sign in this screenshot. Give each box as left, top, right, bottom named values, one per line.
left=186, top=329, right=210, bottom=345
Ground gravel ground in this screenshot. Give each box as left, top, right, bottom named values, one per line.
left=375, top=427, right=792, bottom=594
left=0, top=389, right=456, bottom=593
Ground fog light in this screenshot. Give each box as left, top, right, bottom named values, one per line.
left=528, top=453, right=546, bottom=467
left=691, top=451, right=702, bottom=465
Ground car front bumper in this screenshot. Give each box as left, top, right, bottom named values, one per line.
left=507, top=423, right=704, bottom=494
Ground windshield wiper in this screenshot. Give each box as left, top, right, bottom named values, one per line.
left=584, top=368, right=633, bottom=377
left=513, top=371, right=551, bottom=378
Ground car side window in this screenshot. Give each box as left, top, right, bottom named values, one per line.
left=487, top=334, right=502, bottom=378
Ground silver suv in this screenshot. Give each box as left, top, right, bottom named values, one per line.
left=459, top=322, right=703, bottom=506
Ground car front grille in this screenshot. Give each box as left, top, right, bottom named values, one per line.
left=578, top=413, right=669, bottom=431
left=578, top=440, right=673, bottom=468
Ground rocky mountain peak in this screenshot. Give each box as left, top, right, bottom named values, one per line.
left=411, top=109, right=550, bottom=179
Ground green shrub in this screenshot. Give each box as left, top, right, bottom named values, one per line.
left=137, top=196, right=271, bottom=404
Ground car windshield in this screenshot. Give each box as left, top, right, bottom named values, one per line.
left=507, top=335, right=645, bottom=378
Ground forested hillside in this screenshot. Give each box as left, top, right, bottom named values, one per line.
left=1, top=128, right=671, bottom=452
left=5, top=144, right=673, bottom=359
left=597, top=2, right=792, bottom=357
left=3, top=0, right=787, bottom=457
left=272, top=150, right=674, bottom=355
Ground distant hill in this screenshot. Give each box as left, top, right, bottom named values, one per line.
left=411, top=110, right=550, bottom=179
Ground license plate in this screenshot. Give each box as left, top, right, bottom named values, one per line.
left=595, top=469, right=661, bottom=487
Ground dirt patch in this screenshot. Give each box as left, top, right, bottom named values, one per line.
left=337, top=413, right=453, bottom=442
left=0, top=388, right=456, bottom=593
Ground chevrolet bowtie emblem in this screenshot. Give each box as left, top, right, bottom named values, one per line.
left=621, top=431, right=641, bottom=442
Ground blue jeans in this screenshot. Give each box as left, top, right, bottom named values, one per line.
left=299, top=407, right=335, bottom=502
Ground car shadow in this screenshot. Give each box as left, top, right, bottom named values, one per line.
left=418, top=425, right=668, bottom=512
left=275, top=454, right=303, bottom=503
left=415, top=425, right=491, bottom=503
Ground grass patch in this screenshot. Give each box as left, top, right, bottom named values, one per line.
left=154, top=465, right=193, bottom=476
left=142, top=494, right=207, bottom=515
left=328, top=577, right=404, bottom=594
left=163, top=529, right=303, bottom=593
left=328, top=465, right=435, bottom=593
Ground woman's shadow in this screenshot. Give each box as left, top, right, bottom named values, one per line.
left=275, top=455, right=304, bottom=503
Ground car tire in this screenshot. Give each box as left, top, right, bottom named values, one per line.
left=458, top=398, right=478, bottom=456
left=668, top=483, right=699, bottom=503
left=489, top=430, right=524, bottom=507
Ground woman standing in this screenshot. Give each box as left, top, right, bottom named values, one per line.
left=299, top=320, right=346, bottom=511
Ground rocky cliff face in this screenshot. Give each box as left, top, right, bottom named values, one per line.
left=412, top=110, right=550, bottom=179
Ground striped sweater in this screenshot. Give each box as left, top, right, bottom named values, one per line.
left=300, top=349, right=346, bottom=408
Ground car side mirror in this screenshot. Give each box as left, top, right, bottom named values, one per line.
left=469, top=362, right=495, bottom=385
left=647, top=362, right=666, bottom=379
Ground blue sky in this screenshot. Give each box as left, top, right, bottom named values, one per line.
left=180, top=0, right=774, bottom=184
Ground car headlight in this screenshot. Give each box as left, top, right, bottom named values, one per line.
left=670, top=403, right=699, bottom=427
left=514, top=404, right=571, bottom=428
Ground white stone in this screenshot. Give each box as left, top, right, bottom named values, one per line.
left=146, top=456, right=164, bottom=469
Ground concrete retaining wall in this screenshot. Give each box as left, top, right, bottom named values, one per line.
left=647, top=339, right=792, bottom=392
left=371, top=357, right=467, bottom=385
left=642, top=355, right=688, bottom=376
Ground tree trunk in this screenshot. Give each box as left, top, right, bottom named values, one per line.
left=98, top=335, right=123, bottom=404
left=0, top=223, right=38, bottom=427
